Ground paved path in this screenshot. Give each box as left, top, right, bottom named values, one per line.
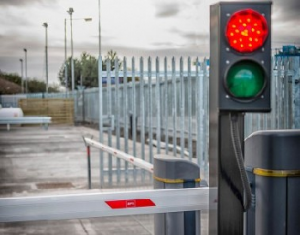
left=0, top=125, right=208, bottom=234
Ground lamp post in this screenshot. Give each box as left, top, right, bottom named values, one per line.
left=42, top=22, right=49, bottom=93
left=64, top=18, right=68, bottom=95
left=19, top=59, right=24, bottom=93
left=67, top=7, right=74, bottom=91
left=98, top=0, right=101, bottom=57
left=64, top=16, right=92, bottom=93
left=23, top=48, right=28, bottom=93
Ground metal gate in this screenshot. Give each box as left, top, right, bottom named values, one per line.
left=97, top=57, right=209, bottom=187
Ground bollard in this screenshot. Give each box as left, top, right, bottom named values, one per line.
left=129, top=111, right=138, bottom=138
left=87, top=146, right=91, bottom=189
left=153, top=155, right=201, bottom=235
left=245, top=130, right=300, bottom=235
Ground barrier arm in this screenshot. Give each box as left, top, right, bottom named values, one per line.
left=83, top=136, right=154, bottom=173
left=0, top=137, right=217, bottom=223
left=0, top=187, right=215, bottom=223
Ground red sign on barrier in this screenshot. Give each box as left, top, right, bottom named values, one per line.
left=105, top=199, right=155, bottom=209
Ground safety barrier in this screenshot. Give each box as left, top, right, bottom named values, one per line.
left=0, top=135, right=217, bottom=234
left=0, top=187, right=214, bottom=223
left=82, top=136, right=208, bottom=234
left=0, top=116, right=51, bottom=131
left=83, top=136, right=153, bottom=189
left=83, top=137, right=153, bottom=173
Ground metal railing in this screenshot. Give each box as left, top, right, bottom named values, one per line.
left=245, top=56, right=300, bottom=136
left=95, top=57, right=209, bottom=187
left=1, top=56, right=299, bottom=188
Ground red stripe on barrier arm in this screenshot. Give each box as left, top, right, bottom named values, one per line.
left=105, top=199, right=155, bottom=209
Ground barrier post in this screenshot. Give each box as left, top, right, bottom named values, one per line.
left=153, top=155, right=201, bottom=235
left=245, top=130, right=300, bottom=234
left=87, top=145, right=91, bottom=189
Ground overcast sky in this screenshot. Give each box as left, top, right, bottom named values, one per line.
left=0, top=0, right=299, bottom=85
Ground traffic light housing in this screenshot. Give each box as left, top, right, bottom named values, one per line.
left=210, top=2, right=272, bottom=112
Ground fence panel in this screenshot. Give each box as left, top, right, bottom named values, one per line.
left=96, top=56, right=210, bottom=187
left=0, top=94, right=27, bottom=107
left=244, top=56, right=300, bottom=137
left=1, top=56, right=299, bottom=188
left=19, top=98, right=74, bottom=124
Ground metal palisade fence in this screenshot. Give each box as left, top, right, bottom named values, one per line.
left=244, top=56, right=300, bottom=136
left=0, top=56, right=299, bottom=187
left=95, top=57, right=209, bottom=187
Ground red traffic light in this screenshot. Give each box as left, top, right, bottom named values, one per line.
left=225, top=9, right=268, bottom=53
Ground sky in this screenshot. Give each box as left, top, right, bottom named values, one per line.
left=0, top=0, right=299, bottom=85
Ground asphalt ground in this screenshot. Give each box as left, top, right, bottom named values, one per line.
left=0, top=125, right=208, bottom=235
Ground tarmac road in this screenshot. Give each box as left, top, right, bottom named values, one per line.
left=0, top=125, right=207, bottom=235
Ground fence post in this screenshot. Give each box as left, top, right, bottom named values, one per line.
left=153, top=155, right=201, bottom=235
left=292, top=57, right=300, bottom=128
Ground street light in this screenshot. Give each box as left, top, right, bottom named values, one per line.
left=19, top=59, right=24, bottom=93
left=67, top=7, right=75, bottom=92
left=66, top=7, right=92, bottom=91
left=64, top=17, right=92, bottom=93
left=98, top=0, right=101, bottom=57
left=23, top=48, right=28, bottom=93
left=64, top=18, right=68, bottom=94
left=42, top=22, right=49, bottom=93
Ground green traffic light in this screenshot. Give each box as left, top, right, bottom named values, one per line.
left=226, top=60, right=265, bottom=99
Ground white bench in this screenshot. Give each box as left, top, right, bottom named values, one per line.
left=0, top=117, right=51, bottom=131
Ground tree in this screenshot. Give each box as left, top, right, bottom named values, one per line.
left=0, top=71, right=22, bottom=86
left=58, top=57, right=81, bottom=89
left=104, top=50, right=122, bottom=71
left=0, top=71, right=59, bottom=94
left=58, top=50, right=122, bottom=89
left=80, top=52, right=98, bottom=87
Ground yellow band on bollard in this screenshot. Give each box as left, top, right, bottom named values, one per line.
left=153, top=175, right=201, bottom=184
left=253, top=168, right=300, bottom=177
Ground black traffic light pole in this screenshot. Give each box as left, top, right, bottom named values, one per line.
left=209, top=2, right=272, bottom=234
left=210, top=112, right=245, bottom=234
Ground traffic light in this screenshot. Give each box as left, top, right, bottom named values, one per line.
left=210, top=2, right=272, bottom=112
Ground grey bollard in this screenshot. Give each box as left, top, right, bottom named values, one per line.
left=245, top=130, right=300, bottom=235
left=154, top=155, right=201, bottom=235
